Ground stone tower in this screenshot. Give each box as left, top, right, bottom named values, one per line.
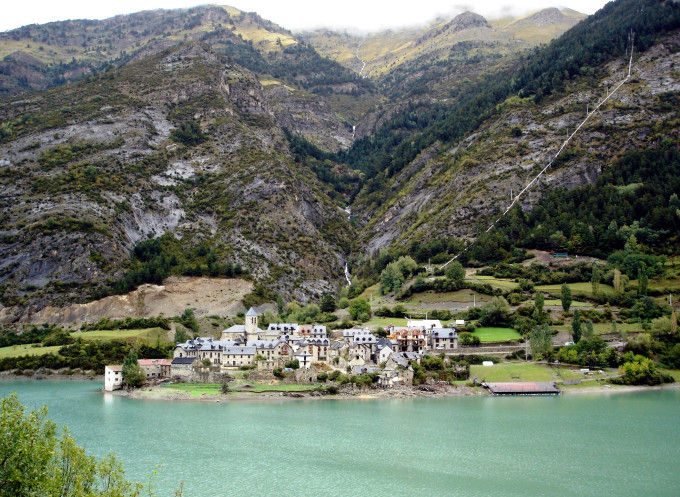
left=245, top=307, right=259, bottom=342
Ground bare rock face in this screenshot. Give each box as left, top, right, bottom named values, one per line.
left=0, top=42, right=355, bottom=317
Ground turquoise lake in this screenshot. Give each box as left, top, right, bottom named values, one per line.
left=0, top=380, right=678, bottom=497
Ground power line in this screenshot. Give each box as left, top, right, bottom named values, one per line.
left=440, top=36, right=635, bottom=270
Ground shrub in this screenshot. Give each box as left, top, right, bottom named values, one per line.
left=459, top=332, right=481, bottom=346
left=284, top=359, right=299, bottom=370
left=170, top=121, right=207, bottom=146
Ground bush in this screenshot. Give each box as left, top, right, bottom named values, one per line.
left=459, top=332, right=481, bottom=346
left=170, top=121, right=207, bottom=146
left=317, top=372, right=328, bottom=382
left=613, top=353, right=674, bottom=385
left=273, top=367, right=284, bottom=378
left=284, top=359, right=299, bottom=370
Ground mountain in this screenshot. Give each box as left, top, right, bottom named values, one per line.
left=0, top=42, right=357, bottom=319
left=0, top=0, right=679, bottom=321
left=301, top=8, right=585, bottom=81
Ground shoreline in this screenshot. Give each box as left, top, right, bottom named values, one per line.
left=107, top=381, right=680, bottom=403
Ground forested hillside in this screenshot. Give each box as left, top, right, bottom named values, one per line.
left=0, top=0, right=679, bottom=320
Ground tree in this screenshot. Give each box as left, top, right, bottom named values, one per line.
left=613, top=268, right=622, bottom=293
left=637, top=267, right=648, bottom=296
left=572, top=310, right=582, bottom=343
left=180, top=308, right=199, bottom=335
left=174, top=326, right=188, bottom=344
left=533, top=292, right=545, bottom=322
left=560, top=283, right=572, bottom=312
left=591, top=265, right=601, bottom=296
left=0, top=394, right=143, bottom=497
left=380, top=262, right=404, bottom=294
left=583, top=320, right=595, bottom=340
left=672, top=311, right=678, bottom=336
left=319, top=293, right=336, bottom=313
left=529, top=324, right=553, bottom=360
left=122, top=349, right=145, bottom=388
left=445, top=261, right=465, bottom=282
left=284, top=359, right=300, bottom=370
left=348, top=298, right=371, bottom=321
left=479, top=297, right=510, bottom=326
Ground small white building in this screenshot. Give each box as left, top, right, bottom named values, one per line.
left=104, top=365, right=123, bottom=391
left=407, top=319, right=442, bottom=329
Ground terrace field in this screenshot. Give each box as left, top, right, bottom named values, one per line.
left=471, top=327, right=522, bottom=343
left=469, top=362, right=609, bottom=383
left=0, top=344, right=62, bottom=359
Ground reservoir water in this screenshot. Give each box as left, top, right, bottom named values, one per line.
left=1, top=380, right=679, bottom=497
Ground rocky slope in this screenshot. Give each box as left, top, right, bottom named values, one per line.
left=0, top=42, right=356, bottom=320
left=354, top=31, right=680, bottom=254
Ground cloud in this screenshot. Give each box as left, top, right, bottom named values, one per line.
left=1, top=0, right=608, bottom=33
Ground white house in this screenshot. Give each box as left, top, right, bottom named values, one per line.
left=407, top=319, right=442, bottom=329
left=104, top=365, right=123, bottom=391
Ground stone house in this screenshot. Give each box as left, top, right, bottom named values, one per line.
left=170, top=357, right=196, bottom=380
left=429, top=328, right=459, bottom=351
left=104, top=365, right=123, bottom=391
left=221, top=346, right=257, bottom=368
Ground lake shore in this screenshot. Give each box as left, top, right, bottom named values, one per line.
left=110, top=383, right=486, bottom=403
left=108, top=380, right=680, bottom=403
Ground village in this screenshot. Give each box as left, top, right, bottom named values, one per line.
left=105, top=307, right=470, bottom=393
left=104, top=307, right=571, bottom=397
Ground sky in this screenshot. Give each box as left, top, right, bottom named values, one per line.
left=1, top=0, right=610, bottom=33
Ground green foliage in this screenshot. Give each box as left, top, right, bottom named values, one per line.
left=459, top=332, right=481, bottom=346
left=445, top=261, right=465, bottom=282
left=122, top=349, right=145, bottom=388
left=561, top=283, right=572, bottom=312
left=284, top=359, right=299, bottom=370
left=572, top=310, right=582, bottom=343
left=179, top=308, right=199, bottom=334
left=80, top=316, right=170, bottom=331
left=556, top=337, right=620, bottom=368
left=614, top=353, right=673, bottom=386
left=529, top=324, right=553, bottom=360
left=111, top=234, right=244, bottom=296
left=319, top=293, right=337, bottom=313
left=479, top=297, right=511, bottom=326
left=169, top=120, right=207, bottom=146
left=380, top=256, right=417, bottom=294
left=348, top=298, right=371, bottom=321
left=0, top=393, right=143, bottom=497
left=174, top=326, right=188, bottom=344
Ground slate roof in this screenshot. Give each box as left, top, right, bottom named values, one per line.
left=222, top=346, right=257, bottom=356
left=222, top=325, right=246, bottom=334
left=246, top=307, right=258, bottom=316
left=431, top=328, right=457, bottom=338
left=171, top=357, right=196, bottom=365
left=247, top=339, right=281, bottom=349
left=487, top=382, right=559, bottom=395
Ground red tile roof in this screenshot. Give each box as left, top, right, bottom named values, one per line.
left=487, top=382, right=559, bottom=394
left=106, top=365, right=123, bottom=372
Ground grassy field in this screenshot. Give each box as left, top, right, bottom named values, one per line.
left=71, top=327, right=168, bottom=342
left=470, top=275, right=519, bottom=290
left=471, top=327, right=522, bottom=343
left=551, top=321, right=642, bottom=336
left=469, top=362, right=598, bottom=383
left=405, top=290, right=492, bottom=305
left=543, top=299, right=590, bottom=308
left=364, top=317, right=408, bottom=327
left=0, top=344, right=63, bottom=359
left=536, top=282, right=615, bottom=299
left=163, top=382, right=319, bottom=396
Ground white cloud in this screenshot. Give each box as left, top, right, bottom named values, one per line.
left=1, top=0, right=609, bottom=33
